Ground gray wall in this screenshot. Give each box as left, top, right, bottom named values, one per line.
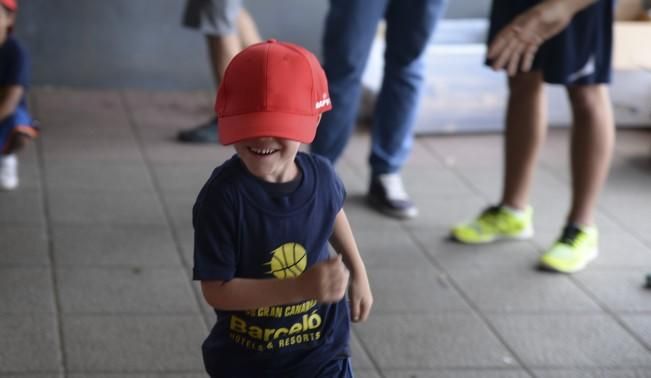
left=15, top=0, right=490, bottom=90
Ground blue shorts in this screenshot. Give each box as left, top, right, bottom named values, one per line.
left=0, top=107, right=37, bottom=154
left=487, top=0, right=614, bottom=85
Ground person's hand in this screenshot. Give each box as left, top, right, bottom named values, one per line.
left=487, top=0, right=573, bottom=75
left=299, top=254, right=349, bottom=303
left=348, top=273, right=373, bottom=323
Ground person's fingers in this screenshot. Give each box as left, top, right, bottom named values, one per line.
left=357, top=300, right=371, bottom=322
left=506, top=42, right=525, bottom=76
left=487, top=30, right=509, bottom=59
left=521, top=44, right=538, bottom=72
left=350, top=298, right=361, bottom=322
left=491, top=36, right=519, bottom=71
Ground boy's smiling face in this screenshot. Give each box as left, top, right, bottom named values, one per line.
left=0, top=6, right=14, bottom=44
left=234, top=136, right=301, bottom=183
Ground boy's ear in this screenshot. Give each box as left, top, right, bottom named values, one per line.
left=316, top=114, right=322, bottom=127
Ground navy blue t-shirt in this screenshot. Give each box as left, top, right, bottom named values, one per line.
left=0, top=36, right=31, bottom=127
left=193, top=152, right=350, bottom=378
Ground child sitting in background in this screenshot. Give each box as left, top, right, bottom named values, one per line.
left=0, top=0, right=37, bottom=190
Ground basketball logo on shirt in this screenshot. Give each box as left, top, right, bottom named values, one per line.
left=267, top=242, right=307, bottom=279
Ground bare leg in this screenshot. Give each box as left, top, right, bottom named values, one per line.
left=566, top=84, right=614, bottom=226
left=237, top=8, right=262, bottom=49
left=206, top=34, right=241, bottom=86
left=500, top=71, right=547, bottom=209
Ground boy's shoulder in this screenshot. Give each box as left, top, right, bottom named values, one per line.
left=196, top=155, right=244, bottom=203
left=298, top=151, right=336, bottom=175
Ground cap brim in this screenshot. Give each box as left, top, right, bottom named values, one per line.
left=218, top=111, right=318, bottom=145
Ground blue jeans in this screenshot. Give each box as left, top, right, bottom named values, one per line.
left=311, top=0, right=447, bottom=176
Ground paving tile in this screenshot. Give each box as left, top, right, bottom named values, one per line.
left=366, top=267, right=470, bottom=314
left=175, top=224, right=195, bottom=268
left=0, top=315, right=61, bottom=372
left=574, top=270, right=651, bottom=313
left=404, top=195, right=487, bottom=229
left=0, top=268, right=55, bottom=314
left=382, top=369, right=530, bottom=378
left=343, top=196, right=410, bottom=231
left=355, top=314, right=515, bottom=369
left=63, top=315, right=206, bottom=372
left=350, top=329, right=375, bottom=370
left=354, top=370, right=382, bottom=378
left=420, top=133, right=504, bottom=169
left=353, top=227, right=431, bottom=269
left=532, top=368, right=651, bottom=377
left=160, top=191, right=196, bottom=231
left=0, top=225, right=49, bottom=265
left=449, top=266, right=601, bottom=314
left=488, top=314, right=651, bottom=367
left=40, top=137, right=143, bottom=162
left=48, top=190, right=166, bottom=225
left=402, top=167, right=476, bottom=200
left=33, top=88, right=125, bottom=117
left=141, top=141, right=233, bottom=164
left=44, top=160, right=154, bottom=192
left=67, top=374, right=204, bottom=378
left=52, top=224, right=181, bottom=267
left=9, top=160, right=42, bottom=191
left=122, top=89, right=213, bottom=131
left=0, top=374, right=62, bottom=378
left=0, top=190, right=44, bottom=225
left=410, top=227, right=541, bottom=271
left=57, top=267, right=198, bottom=314
left=620, top=315, right=651, bottom=350
left=151, top=161, right=217, bottom=194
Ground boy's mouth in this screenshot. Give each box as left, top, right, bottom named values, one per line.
left=248, top=147, right=278, bottom=156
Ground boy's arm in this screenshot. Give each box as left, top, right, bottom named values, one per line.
left=488, top=0, right=599, bottom=75
left=329, top=209, right=373, bottom=322
left=201, top=254, right=350, bottom=311
left=0, top=86, right=24, bottom=120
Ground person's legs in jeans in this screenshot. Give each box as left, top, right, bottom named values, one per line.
left=369, top=0, right=446, bottom=176
left=365, top=0, right=446, bottom=219
left=311, top=0, right=388, bottom=162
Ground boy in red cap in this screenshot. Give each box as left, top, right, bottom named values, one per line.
left=0, top=0, right=36, bottom=190
left=192, top=39, right=373, bottom=377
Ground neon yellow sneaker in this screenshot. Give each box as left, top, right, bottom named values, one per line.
left=451, top=205, right=533, bottom=244
left=539, top=225, right=598, bottom=273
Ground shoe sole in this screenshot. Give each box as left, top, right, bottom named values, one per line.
left=538, top=248, right=599, bottom=274
left=451, top=227, right=534, bottom=244
left=366, top=197, right=418, bottom=220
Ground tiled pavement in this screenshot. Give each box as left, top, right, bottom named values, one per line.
left=1, top=87, right=651, bottom=377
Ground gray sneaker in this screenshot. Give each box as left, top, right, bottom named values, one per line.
left=366, top=173, right=418, bottom=219
left=177, top=118, right=218, bottom=143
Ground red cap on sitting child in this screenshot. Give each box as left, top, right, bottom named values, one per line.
left=0, top=0, right=17, bottom=11
left=216, top=39, right=332, bottom=145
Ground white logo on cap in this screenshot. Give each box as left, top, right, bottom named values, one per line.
left=315, top=98, right=331, bottom=109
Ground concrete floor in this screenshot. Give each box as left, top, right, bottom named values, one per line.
left=1, top=88, right=651, bottom=377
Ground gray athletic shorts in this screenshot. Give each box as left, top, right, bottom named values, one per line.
left=182, top=0, right=243, bottom=36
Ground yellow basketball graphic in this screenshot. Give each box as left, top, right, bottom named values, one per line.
left=268, top=242, right=307, bottom=279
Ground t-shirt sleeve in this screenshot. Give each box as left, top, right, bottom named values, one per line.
left=4, top=41, right=29, bottom=87
left=314, top=154, right=346, bottom=211
left=192, top=187, right=239, bottom=281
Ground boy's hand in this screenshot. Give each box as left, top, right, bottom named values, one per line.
left=299, top=254, right=349, bottom=303
left=487, top=0, right=573, bottom=75
left=348, top=274, right=373, bottom=323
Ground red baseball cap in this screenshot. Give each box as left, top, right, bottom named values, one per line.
left=216, top=39, right=332, bottom=145
left=0, top=0, right=17, bottom=11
